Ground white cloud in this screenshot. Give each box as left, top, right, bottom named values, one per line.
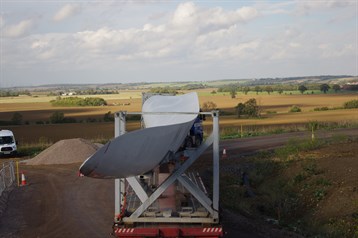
left=170, top=2, right=258, bottom=33
left=319, top=43, right=355, bottom=58
left=53, top=4, right=81, bottom=22
left=30, top=38, right=59, bottom=60
left=0, top=16, right=4, bottom=28
left=237, top=6, right=259, bottom=22
left=255, top=1, right=294, bottom=16
left=295, top=0, right=356, bottom=15
left=3, top=2, right=261, bottom=70
left=171, top=2, right=197, bottom=26
left=4, top=19, right=34, bottom=38
left=197, top=40, right=260, bottom=61
left=31, top=40, right=49, bottom=50
left=70, top=2, right=257, bottom=63
left=8, top=1, right=350, bottom=68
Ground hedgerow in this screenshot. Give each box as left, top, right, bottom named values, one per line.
left=50, top=97, right=107, bottom=106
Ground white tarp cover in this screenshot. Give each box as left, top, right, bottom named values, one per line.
left=79, top=92, right=199, bottom=178
left=142, top=92, right=199, bottom=127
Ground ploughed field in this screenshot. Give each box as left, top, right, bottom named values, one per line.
left=0, top=89, right=357, bottom=144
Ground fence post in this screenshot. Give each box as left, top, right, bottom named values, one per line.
left=2, top=164, right=6, bottom=189
left=16, top=161, right=20, bottom=187
left=10, top=161, right=15, bottom=184
left=0, top=167, right=3, bottom=196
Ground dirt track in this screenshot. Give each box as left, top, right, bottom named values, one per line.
left=0, top=165, right=114, bottom=238
left=0, top=128, right=357, bottom=238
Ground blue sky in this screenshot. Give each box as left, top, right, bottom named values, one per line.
left=0, top=0, right=357, bottom=87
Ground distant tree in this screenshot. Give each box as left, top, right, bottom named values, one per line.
left=236, top=98, right=260, bottom=118
left=11, top=112, right=23, bottom=125
left=343, top=99, right=358, bottom=109
left=149, top=87, right=177, bottom=95
left=51, top=96, right=107, bottom=106
left=211, top=90, right=217, bottom=94
left=277, top=87, right=284, bottom=94
left=50, top=111, right=65, bottom=124
left=320, top=84, right=330, bottom=94
left=242, top=86, right=250, bottom=95
left=290, top=106, right=301, bottom=113
left=264, top=86, right=273, bottom=95
left=236, top=103, right=245, bottom=118
left=18, top=90, right=31, bottom=96
left=182, top=84, right=206, bottom=90
left=243, top=98, right=260, bottom=117
left=202, top=101, right=217, bottom=111
left=298, top=85, right=308, bottom=94
left=332, top=84, right=341, bottom=93
left=103, top=111, right=114, bottom=122
left=254, top=86, right=261, bottom=95
left=230, top=89, right=237, bottom=99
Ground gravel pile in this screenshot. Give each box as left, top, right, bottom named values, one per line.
left=26, top=138, right=100, bottom=165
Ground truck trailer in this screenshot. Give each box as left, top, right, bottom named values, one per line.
left=80, top=93, right=223, bottom=237
left=111, top=110, right=222, bottom=238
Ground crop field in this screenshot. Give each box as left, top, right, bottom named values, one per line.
left=0, top=89, right=357, bottom=144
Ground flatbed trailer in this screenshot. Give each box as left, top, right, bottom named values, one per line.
left=111, top=110, right=223, bottom=238
left=113, top=226, right=223, bottom=237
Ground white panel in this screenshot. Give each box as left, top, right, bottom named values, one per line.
left=142, top=92, right=199, bottom=127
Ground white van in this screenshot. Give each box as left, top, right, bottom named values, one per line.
left=0, top=130, right=17, bottom=156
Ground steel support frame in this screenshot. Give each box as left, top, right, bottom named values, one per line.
left=115, top=112, right=150, bottom=222
left=114, top=111, right=220, bottom=223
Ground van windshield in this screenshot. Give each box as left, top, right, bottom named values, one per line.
left=0, top=136, right=14, bottom=145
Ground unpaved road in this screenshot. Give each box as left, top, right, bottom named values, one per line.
left=0, top=165, right=114, bottom=238
left=0, top=128, right=357, bottom=238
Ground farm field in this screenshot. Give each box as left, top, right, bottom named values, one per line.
left=0, top=89, right=357, bottom=144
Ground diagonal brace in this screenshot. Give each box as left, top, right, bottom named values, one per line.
left=130, top=133, right=214, bottom=218
left=177, top=175, right=214, bottom=215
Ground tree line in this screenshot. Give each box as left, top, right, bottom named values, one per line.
left=0, top=111, right=117, bottom=126
left=0, top=90, right=31, bottom=97
left=218, top=83, right=343, bottom=98
left=50, top=96, right=107, bottom=106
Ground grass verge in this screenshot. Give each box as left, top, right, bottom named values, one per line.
left=219, top=136, right=358, bottom=237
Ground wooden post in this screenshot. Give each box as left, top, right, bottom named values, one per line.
left=16, top=161, right=20, bottom=187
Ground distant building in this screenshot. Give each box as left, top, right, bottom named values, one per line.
left=342, top=82, right=358, bottom=91
left=61, top=92, right=76, bottom=96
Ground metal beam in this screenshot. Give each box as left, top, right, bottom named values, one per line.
left=177, top=175, right=214, bottom=215
left=126, top=176, right=148, bottom=203
left=212, top=111, right=220, bottom=219
left=130, top=133, right=214, bottom=218
left=114, top=112, right=126, bottom=222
